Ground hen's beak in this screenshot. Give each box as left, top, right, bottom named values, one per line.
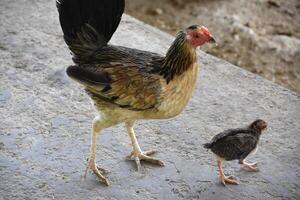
left=208, top=36, right=216, bottom=43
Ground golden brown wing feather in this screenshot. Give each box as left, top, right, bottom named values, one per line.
left=101, top=62, right=162, bottom=110
left=67, top=60, right=163, bottom=111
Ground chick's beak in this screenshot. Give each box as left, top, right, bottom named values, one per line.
left=208, top=36, right=216, bottom=43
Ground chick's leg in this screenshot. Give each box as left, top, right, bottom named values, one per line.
left=217, top=160, right=239, bottom=185
left=83, top=116, right=111, bottom=186
left=125, top=121, right=164, bottom=170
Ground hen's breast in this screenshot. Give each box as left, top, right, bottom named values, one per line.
left=145, top=62, right=199, bottom=119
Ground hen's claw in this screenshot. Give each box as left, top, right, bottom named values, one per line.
left=96, top=165, right=110, bottom=174
left=126, top=150, right=164, bottom=170
left=86, top=158, right=110, bottom=174
left=126, top=150, right=156, bottom=159
left=84, top=159, right=110, bottom=186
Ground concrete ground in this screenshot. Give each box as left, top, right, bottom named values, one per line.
left=0, top=0, right=299, bottom=199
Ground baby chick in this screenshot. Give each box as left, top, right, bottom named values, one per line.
left=203, top=119, right=268, bottom=185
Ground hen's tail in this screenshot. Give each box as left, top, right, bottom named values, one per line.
left=56, top=0, right=125, bottom=64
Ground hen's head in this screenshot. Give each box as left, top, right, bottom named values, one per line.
left=185, top=25, right=215, bottom=48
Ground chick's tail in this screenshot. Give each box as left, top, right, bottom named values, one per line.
left=56, top=0, right=125, bottom=64
left=203, top=143, right=212, bottom=149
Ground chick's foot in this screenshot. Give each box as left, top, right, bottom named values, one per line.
left=219, top=174, right=239, bottom=185
left=240, top=162, right=258, bottom=171
left=126, top=150, right=164, bottom=170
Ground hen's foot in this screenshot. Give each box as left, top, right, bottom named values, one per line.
left=83, top=159, right=109, bottom=186
left=240, top=162, right=258, bottom=171
left=85, top=158, right=110, bottom=174
left=219, top=174, right=239, bottom=185
left=126, top=150, right=165, bottom=170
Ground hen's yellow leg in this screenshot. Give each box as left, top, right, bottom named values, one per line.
left=126, top=121, right=164, bottom=170
left=83, top=116, right=112, bottom=186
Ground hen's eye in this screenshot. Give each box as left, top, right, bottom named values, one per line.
left=195, top=34, right=200, bottom=38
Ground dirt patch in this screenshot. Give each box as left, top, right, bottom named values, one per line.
left=126, top=0, right=300, bottom=93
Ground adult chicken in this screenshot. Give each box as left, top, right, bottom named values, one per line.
left=57, top=0, right=215, bottom=185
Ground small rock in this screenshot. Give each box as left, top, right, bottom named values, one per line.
left=283, top=9, right=294, bottom=17
left=267, top=0, right=280, bottom=8
left=155, top=8, right=163, bottom=15
left=0, top=142, right=5, bottom=150
left=38, top=182, right=47, bottom=189
left=147, top=8, right=163, bottom=16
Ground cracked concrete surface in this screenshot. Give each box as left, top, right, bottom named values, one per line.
left=0, top=0, right=299, bottom=199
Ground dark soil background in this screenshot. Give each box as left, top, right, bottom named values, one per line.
left=126, top=0, right=300, bottom=93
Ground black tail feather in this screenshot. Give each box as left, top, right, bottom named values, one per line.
left=56, top=0, right=125, bottom=64
left=66, top=65, right=111, bottom=87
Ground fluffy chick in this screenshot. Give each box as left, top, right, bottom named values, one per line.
left=204, top=119, right=268, bottom=185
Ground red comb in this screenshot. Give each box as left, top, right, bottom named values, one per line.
left=200, top=26, right=211, bottom=36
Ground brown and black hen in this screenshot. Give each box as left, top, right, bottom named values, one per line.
left=57, top=0, right=215, bottom=185
left=204, top=119, right=268, bottom=185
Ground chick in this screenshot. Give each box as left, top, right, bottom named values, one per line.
left=203, top=119, right=268, bottom=185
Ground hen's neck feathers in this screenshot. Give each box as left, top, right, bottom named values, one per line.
left=160, top=31, right=197, bottom=83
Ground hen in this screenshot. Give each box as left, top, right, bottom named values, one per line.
left=57, top=0, right=215, bottom=185
left=204, top=119, right=268, bottom=185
